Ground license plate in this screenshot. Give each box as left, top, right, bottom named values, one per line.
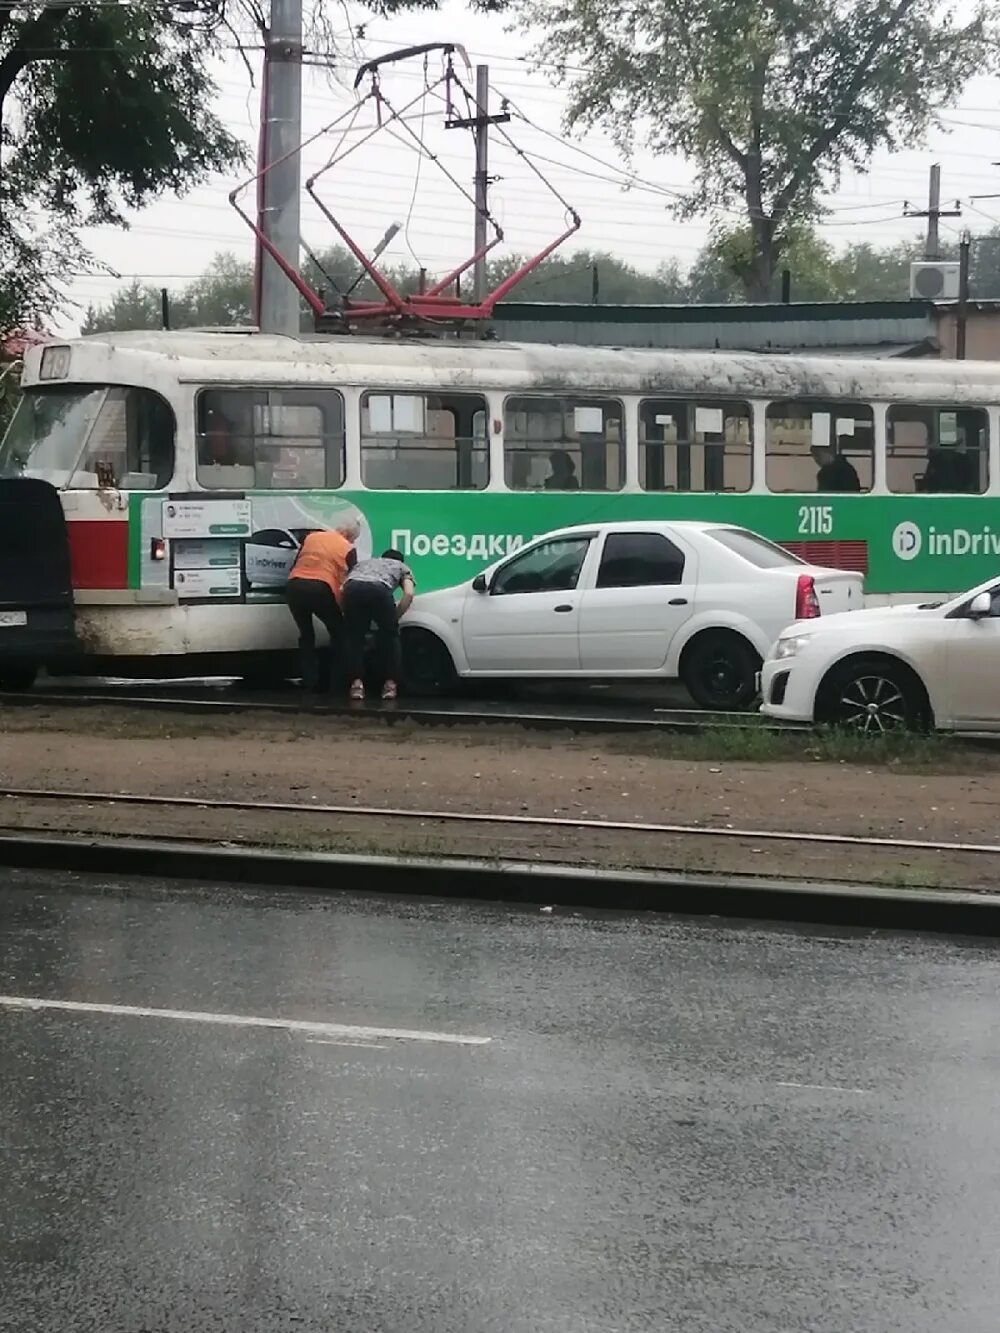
left=0, top=611, right=27, bottom=628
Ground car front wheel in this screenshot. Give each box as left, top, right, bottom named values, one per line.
left=820, top=658, right=926, bottom=734
left=401, top=628, right=458, bottom=697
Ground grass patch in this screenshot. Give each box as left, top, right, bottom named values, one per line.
left=602, top=723, right=981, bottom=769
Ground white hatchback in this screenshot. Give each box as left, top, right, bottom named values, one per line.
left=761, top=575, right=1000, bottom=733
left=401, top=520, right=863, bottom=709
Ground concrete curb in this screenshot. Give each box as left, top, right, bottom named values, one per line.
left=2, top=832, right=999, bottom=936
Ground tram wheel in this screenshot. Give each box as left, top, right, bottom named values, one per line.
left=0, top=664, right=37, bottom=691
left=401, top=629, right=457, bottom=697
left=681, top=631, right=760, bottom=711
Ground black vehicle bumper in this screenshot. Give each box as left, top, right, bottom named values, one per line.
left=0, top=606, right=78, bottom=661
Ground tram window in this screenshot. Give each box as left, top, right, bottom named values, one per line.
left=503, top=395, right=624, bottom=492
left=765, top=401, right=873, bottom=493
left=70, top=386, right=175, bottom=490
left=887, top=406, right=988, bottom=494
left=0, top=387, right=106, bottom=485
left=360, top=391, right=488, bottom=490
left=639, top=399, right=751, bottom=492
left=196, top=388, right=345, bottom=489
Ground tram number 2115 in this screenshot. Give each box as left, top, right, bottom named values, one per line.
left=797, top=505, right=833, bottom=536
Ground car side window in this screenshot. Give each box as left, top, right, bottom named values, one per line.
left=251, top=528, right=296, bottom=548
left=596, top=532, right=686, bottom=588
left=491, top=537, right=591, bottom=596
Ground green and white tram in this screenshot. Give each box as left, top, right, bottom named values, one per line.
left=0, top=328, right=997, bottom=685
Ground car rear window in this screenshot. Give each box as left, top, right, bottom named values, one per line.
left=708, top=527, right=805, bottom=569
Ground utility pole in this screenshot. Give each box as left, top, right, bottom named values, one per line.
left=926, top=162, right=941, bottom=259
left=957, top=229, right=971, bottom=360
left=257, top=0, right=302, bottom=335
left=473, top=65, right=490, bottom=303
left=446, top=64, right=509, bottom=304
left=904, top=164, right=961, bottom=261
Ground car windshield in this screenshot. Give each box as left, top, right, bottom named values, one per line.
left=0, top=387, right=108, bottom=486
left=708, top=527, right=805, bottom=569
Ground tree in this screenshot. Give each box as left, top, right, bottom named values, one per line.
left=81, top=246, right=696, bottom=332
left=484, top=249, right=686, bottom=302
left=0, top=2, right=245, bottom=335
left=688, top=225, right=846, bottom=303
left=833, top=238, right=922, bottom=301
left=519, top=0, right=995, bottom=300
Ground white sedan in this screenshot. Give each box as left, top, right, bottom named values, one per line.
left=401, top=520, right=863, bottom=709
left=760, top=575, right=1000, bottom=733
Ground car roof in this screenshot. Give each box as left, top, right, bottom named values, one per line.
left=534, top=519, right=736, bottom=538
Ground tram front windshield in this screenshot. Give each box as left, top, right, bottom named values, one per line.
left=0, top=387, right=107, bottom=486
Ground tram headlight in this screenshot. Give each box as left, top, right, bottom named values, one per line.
left=39, top=346, right=71, bottom=380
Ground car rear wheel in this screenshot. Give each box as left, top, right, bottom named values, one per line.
left=820, top=658, right=925, bottom=734
left=681, top=633, right=760, bottom=711
left=401, top=629, right=457, bottom=697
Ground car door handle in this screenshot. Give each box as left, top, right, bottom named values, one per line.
left=554, top=604, right=574, bottom=613
left=668, top=597, right=689, bottom=606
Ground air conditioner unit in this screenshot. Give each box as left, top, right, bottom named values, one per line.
left=910, top=261, right=960, bottom=300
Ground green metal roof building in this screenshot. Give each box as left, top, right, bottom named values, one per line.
left=492, top=300, right=944, bottom=357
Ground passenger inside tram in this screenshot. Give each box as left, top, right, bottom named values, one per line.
left=200, top=408, right=239, bottom=467
left=544, top=448, right=580, bottom=490
left=812, top=439, right=862, bottom=493
left=917, top=446, right=977, bottom=493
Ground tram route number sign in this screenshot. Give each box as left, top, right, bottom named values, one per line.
left=162, top=499, right=252, bottom=539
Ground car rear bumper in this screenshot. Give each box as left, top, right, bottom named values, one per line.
left=0, top=605, right=78, bottom=661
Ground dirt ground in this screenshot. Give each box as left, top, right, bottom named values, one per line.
left=0, top=704, right=998, bottom=892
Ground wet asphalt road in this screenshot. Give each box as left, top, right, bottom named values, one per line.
left=2, top=872, right=999, bottom=1333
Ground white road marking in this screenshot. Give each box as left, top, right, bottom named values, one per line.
left=0, top=995, right=491, bottom=1047
left=303, top=1037, right=387, bottom=1049
left=777, top=1080, right=871, bottom=1095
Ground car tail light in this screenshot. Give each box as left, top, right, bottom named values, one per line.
left=795, top=574, right=820, bottom=619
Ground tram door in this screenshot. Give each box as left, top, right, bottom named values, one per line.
left=0, top=478, right=77, bottom=684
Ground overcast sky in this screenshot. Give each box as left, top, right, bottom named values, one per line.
left=62, top=0, right=1000, bottom=330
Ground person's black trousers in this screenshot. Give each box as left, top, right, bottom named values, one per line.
left=341, top=581, right=400, bottom=684
left=285, top=577, right=344, bottom=690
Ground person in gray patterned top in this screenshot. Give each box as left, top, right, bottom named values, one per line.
left=341, top=548, right=416, bottom=701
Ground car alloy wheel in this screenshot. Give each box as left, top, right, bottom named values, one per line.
left=835, top=673, right=909, bottom=734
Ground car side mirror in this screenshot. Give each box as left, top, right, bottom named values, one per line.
left=472, top=573, right=488, bottom=593
left=969, top=591, right=992, bottom=619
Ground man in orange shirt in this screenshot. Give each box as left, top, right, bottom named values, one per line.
left=285, top=516, right=361, bottom=691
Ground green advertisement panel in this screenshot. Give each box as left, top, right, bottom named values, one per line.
left=131, top=491, right=1000, bottom=597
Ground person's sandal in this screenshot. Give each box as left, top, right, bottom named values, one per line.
left=349, top=679, right=365, bottom=701
left=381, top=680, right=398, bottom=701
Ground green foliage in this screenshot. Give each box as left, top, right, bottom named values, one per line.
left=516, top=0, right=995, bottom=298
left=77, top=222, right=1000, bottom=334
left=0, top=1, right=245, bottom=336
left=81, top=245, right=693, bottom=331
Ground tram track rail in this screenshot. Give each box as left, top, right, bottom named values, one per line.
left=1, top=786, right=995, bottom=860
left=0, top=686, right=787, bottom=734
